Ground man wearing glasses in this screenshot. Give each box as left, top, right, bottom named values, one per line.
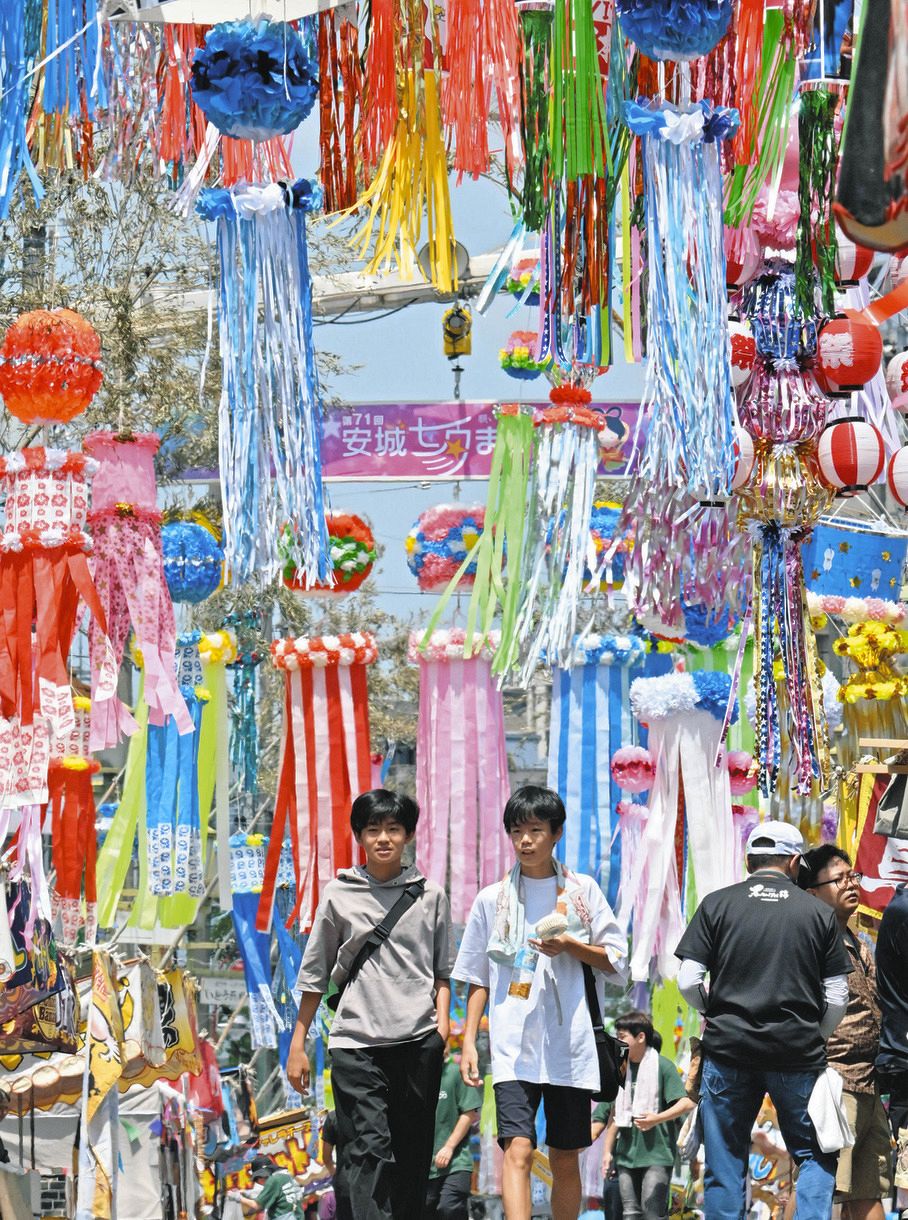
left=801, top=845, right=892, bottom=1220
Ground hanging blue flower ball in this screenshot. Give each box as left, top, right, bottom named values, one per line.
left=190, top=18, right=319, bottom=142
left=681, top=600, right=739, bottom=646
left=616, top=0, right=733, bottom=62
left=162, top=521, right=224, bottom=604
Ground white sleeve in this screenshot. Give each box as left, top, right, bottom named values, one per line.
left=819, top=974, right=849, bottom=1037
left=677, top=957, right=709, bottom=1013
left=584, top=879, right=629, bottom=987
left=452, top=896, right=491, bottom=988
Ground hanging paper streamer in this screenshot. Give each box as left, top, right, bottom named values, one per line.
left=223, top=612, right=264, bottom=800
left=258, top=634, right=377, bottom=933
left=0, top=0, right=41, bottom=218
left=549, top=0, right=609, bottom=181
left=410, top=630, right=509, bottom=923
left=795, top=87, right=841, bottom=317
left=199, top=630, right=237, bottom=911
left=231, top=834, right=287, bottom=1050
left=421, top=406, right=535, bottom=676
left=0, top=446, right=117, bottom=738
left=197, top=181, right=329, bottom=587
left=86, top=432, right=190, bottom=749
left=509, top=389, right=605, bottom=681
left=547, top=635, right=645, bottom=904
left=318, top=12, right=362, bottom=214
left=518, top=0, right=554, bottom=231
left=624, top=670, right=738, bottom=982
left=624, top=99, right=739, bottom=497
left=47, top=694, right=99, bottom=947
left=146, top=683, right=208, bottom=900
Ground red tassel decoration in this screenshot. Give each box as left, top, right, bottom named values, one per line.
left=319, top=12, right=363, bottom=213
left=444, top=0, right=490, bottom=180
left=360, top=0, right=400, bottom=171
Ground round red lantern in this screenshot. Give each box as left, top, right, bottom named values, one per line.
left=886, top=351, right=908, bottom=413
left=887, top=446, right=908, bottom=508
left=815, top=310, right=883, bottom=394
left=828, top=229, right=875, bottom=284
left=724, top=226, right=762, bottom=288
left=728, top=319, right=756, bottom=389
left=731, top=426, right=755, bottom=491
left=0, top=309, right=103, bottom=425
left=817, top=417, right=885, bottom=495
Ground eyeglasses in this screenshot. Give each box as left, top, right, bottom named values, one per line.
left=813, top=871, right=862, bottom=890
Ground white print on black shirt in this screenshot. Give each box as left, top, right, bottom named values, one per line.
left=747, top=883, right=790, bottom=902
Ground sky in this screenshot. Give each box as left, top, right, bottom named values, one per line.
left=294, top=120, right=646, bottom=619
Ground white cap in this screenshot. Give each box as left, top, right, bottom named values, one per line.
left=744, top=819, right=804, bottom=858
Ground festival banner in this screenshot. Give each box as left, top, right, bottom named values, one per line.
left=320, top=401, right=641, bottom=480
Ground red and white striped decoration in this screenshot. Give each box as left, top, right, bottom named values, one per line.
left=731, top=427, right=756, bottom=490
left=729, top=319, right=756, bottom=388
left=816, top=310, right=884, bottom=393
left=887, top=447, right=908, bottom=508
left=832, top=230, right=875, bottom=284
left=817, top=418, right=886, bottom=495
left=886, top=351, right=908, bottom=413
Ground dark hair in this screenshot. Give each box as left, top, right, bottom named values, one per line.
left=502, top=785, right=566, bottom=834
left=745, top=852, right=795, bottom=873
left=798, top=844, right=851, bottom=889
left=652, top=1029, right=663, bottom=1053
left=615, top=1010, right=654, bottom=1046
left=350, top=789, right=419, bottom=836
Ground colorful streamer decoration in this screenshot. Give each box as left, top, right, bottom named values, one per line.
left=86, top=432, right=190, bottom=750
left=318, top=11, right=362, bottom=214
left=624, top=99, right=739, bottom=497
left=410, top=630, right=509, bottom=923
left=258, top=634, right=378, bottom=932
left=47, top=694, right=99, bottom=947
left=624, top=670, right=738, bottom=981
left=231, top=833, right=289, bottom=1050
left=547, top=635, right=645, bottom=904
left=0, top=447, right=117, bottom=737
left=146, top=682, right=208, bottom=900
left=197, top=181, right=329, bottom=587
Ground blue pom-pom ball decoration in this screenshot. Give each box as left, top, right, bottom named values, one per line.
left=616, top=0, right=733, bottom=61
left=190, top=18, right=319, bottom=142
left=162, top=521, right=224, bottom=604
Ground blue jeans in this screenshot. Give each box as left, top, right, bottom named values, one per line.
left=700, top=1057, right=838, bottom=1220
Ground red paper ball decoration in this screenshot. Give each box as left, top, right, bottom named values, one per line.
left=731, top=426, right=756, bottom=491
left=728, top=319, right=756, bottom=389
left=829, top=230, right=875, bottom=284
left=0, top=309, right=103, bottom=425
left=887, top=447, right=908, bottom=508
left=885, top=351, right=908, bottom=413
left=815, top=310, right=883, bottom=394
left=817, top=417, right=885, bottom=496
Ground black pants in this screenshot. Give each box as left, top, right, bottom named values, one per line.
left=424, top=1169, right=472, bottom=1219
left=330, top=1030, right=445, bottom=1220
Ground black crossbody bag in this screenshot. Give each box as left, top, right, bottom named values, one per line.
left=582, top=962, right=628, bottom=1102
left=325, top=879, right=426, bottom=1012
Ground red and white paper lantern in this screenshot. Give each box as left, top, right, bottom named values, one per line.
left=724, top=227, right=762, bottom=288
left=830, top=230, right=875, bottom=284
left=818, top=417, right=886, bottom=495
left=731, top=426, right=756, bottom=491
left=885, top=351, right=908, bottom=413
left=729, top=319, right=756, bottom=389
left=816, top=310, right=883, bottom=394
left=887, top=447, right=908, bottom=508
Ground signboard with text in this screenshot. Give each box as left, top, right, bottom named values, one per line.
left=321, top=400, right=641, bottom=480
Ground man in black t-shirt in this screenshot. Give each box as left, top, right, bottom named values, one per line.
left=876, top=882, right=908, bottom=1155
left=675, top=820, right=851, bottom=1220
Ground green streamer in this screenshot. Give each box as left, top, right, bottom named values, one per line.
left=420, top=409, right=535, bottom=671
left=549, top=0, right=608, bottom=181
left=795, top=87, right=840, bottom=316
left=95, top=681, right=147, bottom=929
left=724, top=10, right=797, bottom=227
left=520, top=9, right=553, bottom=230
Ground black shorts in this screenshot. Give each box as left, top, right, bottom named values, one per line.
left=493, top=1080, right=592, bottom=1151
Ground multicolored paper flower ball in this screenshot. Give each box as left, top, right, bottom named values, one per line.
left=616, top=0, right=733, bottom=61
left=190, top=18, right=319, bottom=142
left=162, top=519, right=224, bottom=604
left=406, top=504, right=485, bottom=590
left=499, top=331, right=550, bottom=381
left=0, top=309, right=102, bottom=425
left=282, top=512, right=376, bottom=595
left=504, top=256, right=540, bottom=305
left=610, top=745, right=656, bottom=793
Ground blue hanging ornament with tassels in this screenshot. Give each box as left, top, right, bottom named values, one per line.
left=616, top=0, right=733, bottom=62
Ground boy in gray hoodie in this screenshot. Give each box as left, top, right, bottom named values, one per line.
left=287, top=789, right=453, bottom=1220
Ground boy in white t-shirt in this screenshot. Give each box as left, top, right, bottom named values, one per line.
left=454, top=785, right=628, bottom=1220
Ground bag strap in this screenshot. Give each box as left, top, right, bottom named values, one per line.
left=330, top=879, right=426, bottom=1009
left=582, top=961, right=604, bottom=1032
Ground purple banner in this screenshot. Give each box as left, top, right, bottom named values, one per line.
left=322, top=401, right=641, bottom=480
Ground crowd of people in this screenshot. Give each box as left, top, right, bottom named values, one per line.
left=251, top=785, right=908, bottom=1220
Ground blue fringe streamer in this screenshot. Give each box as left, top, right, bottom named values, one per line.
left=0, top=0, right=43, bottom=219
